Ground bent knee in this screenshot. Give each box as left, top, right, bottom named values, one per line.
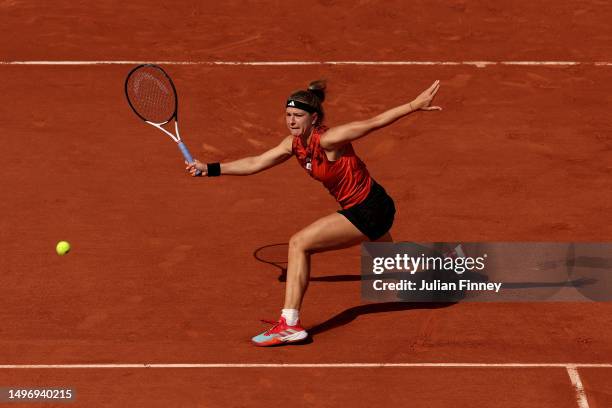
left=288, top=232, right=312, bottom=253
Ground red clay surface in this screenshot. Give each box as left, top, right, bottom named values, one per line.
left=580, top=368, right=612, bottom=408
left=0, top=367, right=584, bottom=408
left=2, top=1, right=612, bottom=62
left=1, top=1, right=612, bottom=407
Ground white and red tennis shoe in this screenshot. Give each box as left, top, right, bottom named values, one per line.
left=251, top=316, right=308, bottom=346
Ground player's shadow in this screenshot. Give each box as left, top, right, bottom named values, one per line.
left=308, top=302, right=453, bottom=337
left=252, top=242, right=601, bottom=340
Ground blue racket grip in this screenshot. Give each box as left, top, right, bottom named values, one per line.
left=178, top=141, right=202, bottom=176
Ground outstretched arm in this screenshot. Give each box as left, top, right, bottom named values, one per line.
left=320, top=80, right=441, bottom=150
left=186, top=135, right=293, bottom=176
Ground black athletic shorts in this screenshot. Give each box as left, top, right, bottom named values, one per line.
left=338, top=180, right=396, bottom=241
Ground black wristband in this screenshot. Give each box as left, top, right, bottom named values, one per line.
left=207, top=162, right=221, bottom=177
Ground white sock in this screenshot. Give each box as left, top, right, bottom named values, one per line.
left=281, top=309, right=299, bottom=326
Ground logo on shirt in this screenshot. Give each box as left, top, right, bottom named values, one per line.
left=305, top=157, right=312, bottom=171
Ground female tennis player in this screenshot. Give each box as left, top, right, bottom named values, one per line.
left=186, top=80, right=441, bottom=346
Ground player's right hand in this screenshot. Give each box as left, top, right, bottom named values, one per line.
left=185, top=160, right=207, bottom=177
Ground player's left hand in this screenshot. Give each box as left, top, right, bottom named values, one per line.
left=411, top=80, right=442, bottom=111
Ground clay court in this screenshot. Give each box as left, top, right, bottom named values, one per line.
left=1, top=1, right=612, bottom=407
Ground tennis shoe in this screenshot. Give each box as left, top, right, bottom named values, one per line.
left=251, top=316, right=308, bottom=346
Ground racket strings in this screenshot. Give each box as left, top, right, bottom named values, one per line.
left=127, top=67, right=176, bottom=124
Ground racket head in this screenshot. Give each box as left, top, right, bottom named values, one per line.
left=125, top=64, right=178, bottom=125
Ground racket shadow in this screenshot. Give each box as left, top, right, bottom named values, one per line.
left=253, top=242, right=364, bottom=283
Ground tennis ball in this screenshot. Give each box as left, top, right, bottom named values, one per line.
left=56, top=241, right=71, bottom=256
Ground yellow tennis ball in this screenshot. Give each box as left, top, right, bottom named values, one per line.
left=56, top=241, right=71, bottom=256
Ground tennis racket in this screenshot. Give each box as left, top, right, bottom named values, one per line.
left=125, top=64, right=201, bottom=176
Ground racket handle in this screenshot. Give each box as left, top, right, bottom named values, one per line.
left=177, top=141, right=202, bottom=176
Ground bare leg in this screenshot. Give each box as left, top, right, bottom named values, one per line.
left=284, top=212, right=369, bottom=309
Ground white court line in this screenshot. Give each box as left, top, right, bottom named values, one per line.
left=567, top=366, right=591, bottom=408
left=0, top=363, right=611, bottom=369
left=0, top=60, right=611, bottom=68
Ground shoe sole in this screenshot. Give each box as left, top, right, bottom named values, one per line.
left=282, top=330, right=308, bottom=343
left=252, top=330, right=309, bottom=347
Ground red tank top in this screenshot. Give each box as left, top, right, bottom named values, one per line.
left=292, top=126, right=372, bottom=209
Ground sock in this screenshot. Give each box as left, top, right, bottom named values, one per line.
left=281, top=309, right=299, bottom=326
